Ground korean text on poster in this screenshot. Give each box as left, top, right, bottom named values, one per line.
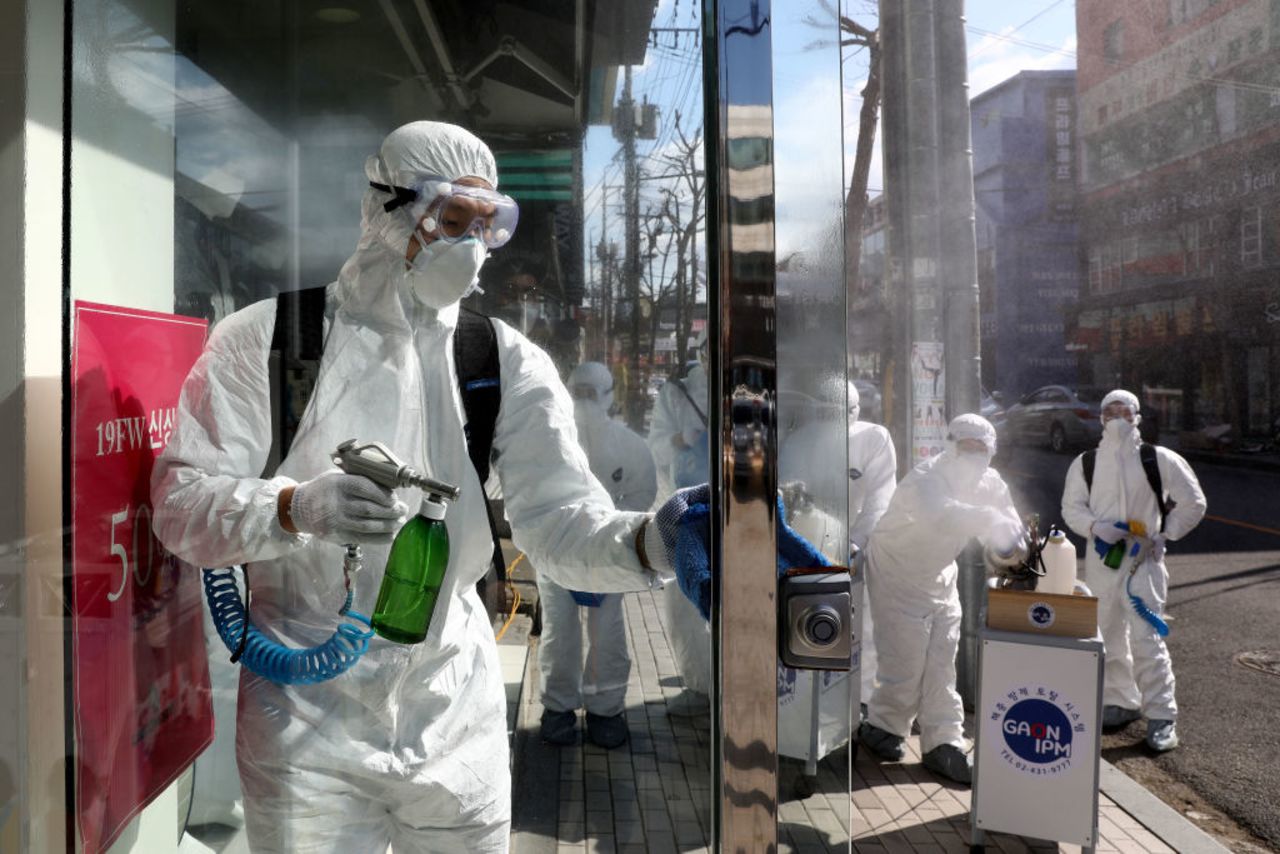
left=71, top=302, right=213, bottom=854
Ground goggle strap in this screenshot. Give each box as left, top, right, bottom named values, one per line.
left=369, top=181, right=419, bottom=213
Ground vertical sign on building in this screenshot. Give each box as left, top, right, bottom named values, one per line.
left=1047, top=89, right=1077, bottom=222
left=71, top=302, right=213, bottom=854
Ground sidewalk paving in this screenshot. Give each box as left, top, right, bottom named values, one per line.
left=506, top=586, right=1231, bottom=854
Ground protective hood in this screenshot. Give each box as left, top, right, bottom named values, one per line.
left=939, top=413, right=997, bottom=492
left=334, top=122, right=499, bottom=329
left=1101, top=388, right=1140, bottom=415
left=943, top=413, right=997, bottom=459
left=1100, top=388, right=1142, bottom=447
left=568, top=361, right=615, bottom=414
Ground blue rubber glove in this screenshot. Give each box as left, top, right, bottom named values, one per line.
left=569, top=591, right=607, bottom=608
left=1092, top=520, right=1129, bottom=558
left=649, top=485, right=832, bottom=620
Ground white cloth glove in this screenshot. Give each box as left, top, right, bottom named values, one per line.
left=290, top=471, right=407, bottom=544
left=1149, top=533, right=1167, bottom=563
left=1091, top=520, right=1126, bottom=545
left=642, top=518, right=674, bottom=574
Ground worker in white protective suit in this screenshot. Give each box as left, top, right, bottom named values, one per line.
left=537, top=362, right=658, bottom=749
left=1061, top=389, right=1205, bottom=752
left=778, top=381, right=896, bottom=710
left=859, top=414, right=1024, bottom=785
left=152, top=121, right=685, bottom=853
left=646, top=330, right=712, bottom=716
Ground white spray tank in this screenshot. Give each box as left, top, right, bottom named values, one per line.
left=1039, top=527, right=1077, bottom=595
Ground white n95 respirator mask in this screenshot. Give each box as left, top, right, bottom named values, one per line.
left=406, top=236, right=488, bottom=309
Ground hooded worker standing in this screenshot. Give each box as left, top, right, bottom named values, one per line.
left=859, top=414, right=1024, bottom=785
left=153, top=122, right=683, bottom=853
left=1061, top=389, right=1205, bottom=752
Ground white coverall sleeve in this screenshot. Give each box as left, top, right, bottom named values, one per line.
left=151, top=299, right=308, bottom=568
left=491, top=326, right=655, bottom=593
left=1156, top=448, right=1207, bottom=541
left=972, top=473, right=1023, bottom=544
left=647, top=384, right=681, bottom=471
left=1060, top=455, right=1096, bottom=540
left=849, top=428, right=897, bottom=550
left=616, top=429, right=659, bottom=512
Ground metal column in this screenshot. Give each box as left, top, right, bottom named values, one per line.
left=702, top=0, right=779, bottom=849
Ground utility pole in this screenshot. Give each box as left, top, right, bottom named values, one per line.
left=621, top=64, right=643, bottom=430
left=600, top=185, right=612, bottom=354
left=880, top=0, right=983, bottom=705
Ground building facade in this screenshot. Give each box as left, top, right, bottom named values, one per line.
left=1073, top=0, right=1280, bottom=437
left=972, top=69, right=1082, bottom=399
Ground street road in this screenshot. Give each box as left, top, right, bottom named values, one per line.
left=995, top=443, right=1280, bottom=849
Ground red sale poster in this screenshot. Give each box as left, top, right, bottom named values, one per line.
left=71, top=302, right=213, bottom=854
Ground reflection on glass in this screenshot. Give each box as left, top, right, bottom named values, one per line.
left=771, top=2, right=852, bottom=850
left=72, top=0, right=716, bottom=852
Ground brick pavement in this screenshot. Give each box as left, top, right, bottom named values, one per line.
left=509, top=586, right=1206, bottom=854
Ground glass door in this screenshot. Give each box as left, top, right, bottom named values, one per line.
left=61, top=0, right=856, bottom=851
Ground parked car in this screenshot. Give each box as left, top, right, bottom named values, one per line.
left=980, top=386, right=1005, bottom=423
left=1001, top=385, right=1108, bottom=453
left=999, top=385, right=1162, bottom=452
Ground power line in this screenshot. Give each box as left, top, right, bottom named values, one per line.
left=968, top=0, right=1071, bottom=61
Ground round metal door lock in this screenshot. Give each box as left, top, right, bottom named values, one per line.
left=802, top=606, right=841, bottom=648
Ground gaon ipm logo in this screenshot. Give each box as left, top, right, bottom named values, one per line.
left=990, top=685, right=1085, bottom=776
left=1004, top=700, right=1071, bottom=761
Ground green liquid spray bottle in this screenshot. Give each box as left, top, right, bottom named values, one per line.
left=372, top=493, right=451, bottom=645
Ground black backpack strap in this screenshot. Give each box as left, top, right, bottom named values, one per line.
left=1082, top=445, right=1169, bottom=533
left=232, top=286, right=326, bottom=664
left=1140, top=443, right=1169, bottom=532
left=669, top=377, right=708, bottom=427
left=268, top=286, right=328, bottom=467
left=454, top=308, right=502, bottom=483
left=453, top=309, right=508, bottom=606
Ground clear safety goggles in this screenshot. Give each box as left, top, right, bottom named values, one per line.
left=371, top=176, right=519, bottom=249
left=1101, top=403, right=1136, bottom=422
left=954, top=437, right=992, bottom=455
left=571, top=383, right=611, bottom=402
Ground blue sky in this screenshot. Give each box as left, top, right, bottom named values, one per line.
left=582, top=0, right=1080, bottom=276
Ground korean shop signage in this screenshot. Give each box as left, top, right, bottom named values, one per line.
left=71, top=302, right=213, bottom=854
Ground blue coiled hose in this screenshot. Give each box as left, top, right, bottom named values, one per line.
left=202, top=567, right=374, bottom=685
left=1126, top=571, right=1170, bottom=637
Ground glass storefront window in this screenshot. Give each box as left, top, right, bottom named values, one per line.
left=4, top=0, right=1277, bottom=851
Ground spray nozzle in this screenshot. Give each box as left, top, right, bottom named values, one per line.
left=333, top=439, right=461, bottom=503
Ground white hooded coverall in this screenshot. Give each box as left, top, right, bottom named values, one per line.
left=646, top=360, right=712, bottom=696
left=152, top=122, right=655, bottom=853
left=777, top=381, right=897, bottom=703
left=1061, top=418, right=1206, bottom=721
left=538, top=364, right=658, bottom=717
left=865, top=416, right=1020, bottom=753
left=847, top=421, right=897, bottom=702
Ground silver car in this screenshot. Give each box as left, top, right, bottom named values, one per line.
left=1001, top=385, right=1106, bottom=453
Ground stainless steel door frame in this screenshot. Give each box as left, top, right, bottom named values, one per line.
left=703, top=0, right=779, bottom=849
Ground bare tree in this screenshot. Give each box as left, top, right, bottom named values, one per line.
left=840, top=13, right=881, bottom=303
left=660, top=114, right=706, bottom=368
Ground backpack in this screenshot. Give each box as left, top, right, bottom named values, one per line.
left=1081, top=443, right=1171, bottom=533
left=268, top=286, right=508, bottom=622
